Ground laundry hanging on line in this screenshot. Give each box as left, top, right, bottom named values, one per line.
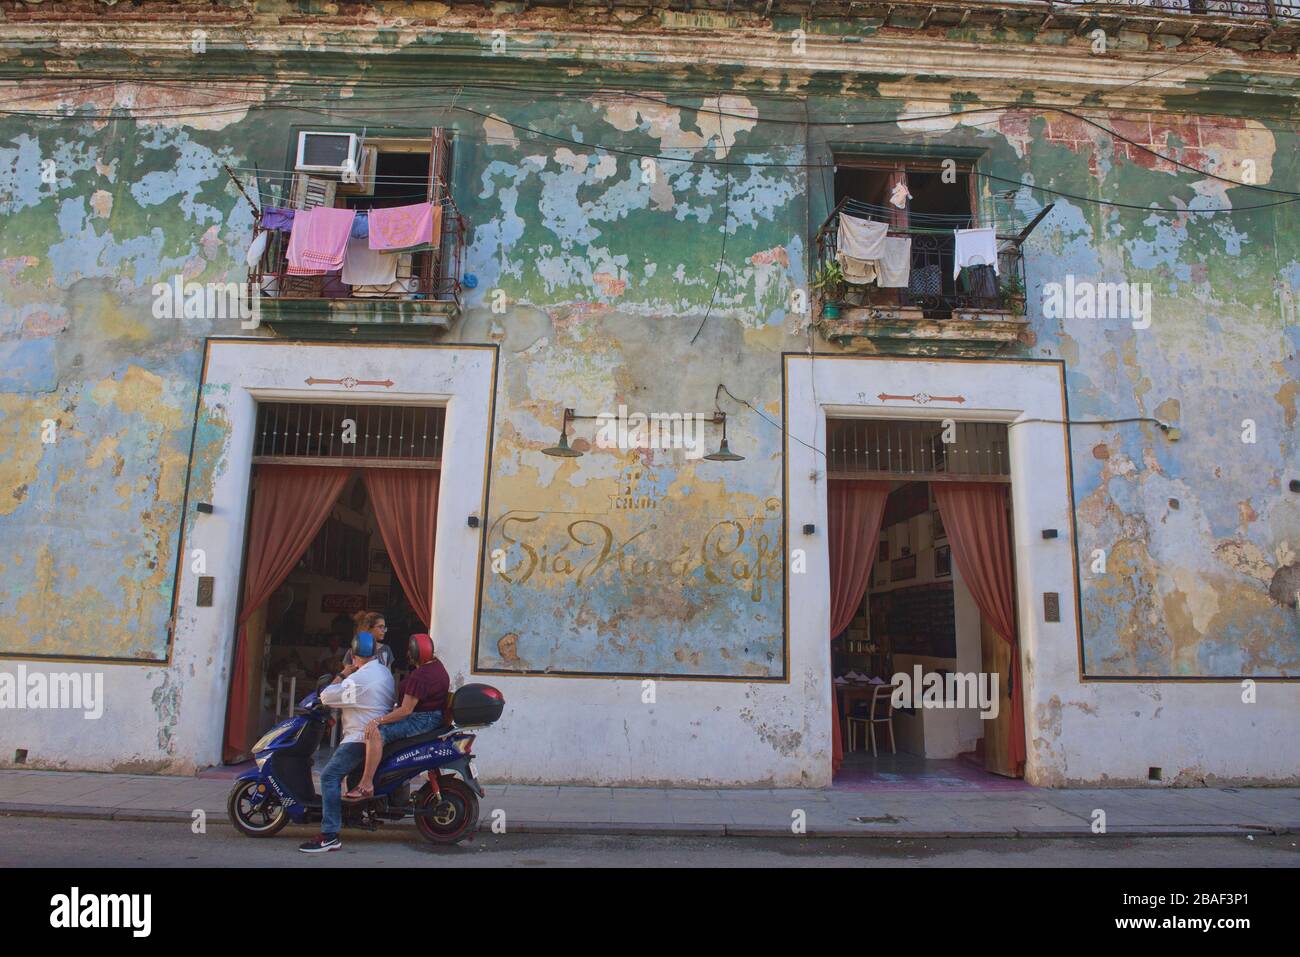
left=341, top=236, right=398, bottom=287
left=953, top=227, right=998, bottom=279
left=260, top=207, right=296, bottom=231
left=837, top=212, right=889, bottom=260
left=286, top=207, right=356, bottom=275
left=877, top=236, right=912, bottom=288
left=369, top=202, right=440, bottom=252
left=836, top=212, right=889, bottom=286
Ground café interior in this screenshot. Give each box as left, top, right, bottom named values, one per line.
left=827, top=418, right=1025, bottom=788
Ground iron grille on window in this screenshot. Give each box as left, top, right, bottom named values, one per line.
left=253, top=402, right=444, bottom=467
left=827, top=418, right=1010, bottom=481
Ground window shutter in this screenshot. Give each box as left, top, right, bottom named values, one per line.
left=289, top=172, right=337, bottom=211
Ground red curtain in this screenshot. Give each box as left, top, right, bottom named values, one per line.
left=932, top=482, right=1026, bottom=774
left=827, top=480, right=891, bottom=775
left=363, top=468, right=439, bottom=628
left=223, top=465, right=352, bottom=762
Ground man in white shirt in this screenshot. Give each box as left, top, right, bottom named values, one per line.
left=299, top=632, right=395, bottom=853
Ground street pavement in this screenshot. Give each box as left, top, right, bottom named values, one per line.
left=1, top=768, right=1298, bottom=839
left=0, top=816, right=1295, bottom=867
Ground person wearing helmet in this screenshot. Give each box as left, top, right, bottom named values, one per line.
left=300, top=631, right=395, bottom=853
left=345, top=633, right=449, bottom=801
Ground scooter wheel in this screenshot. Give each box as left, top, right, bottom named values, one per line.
left=414, top=778, right=479, bottom=845
left=228, top=780, right=288, bottom=837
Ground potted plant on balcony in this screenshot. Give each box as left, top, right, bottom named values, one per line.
left=812, top=260, right=846, bottom=319
left=999, top=274, right=1026, bottom=316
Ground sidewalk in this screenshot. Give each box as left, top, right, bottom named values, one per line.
left=1, top=768, right=1296, bottom=838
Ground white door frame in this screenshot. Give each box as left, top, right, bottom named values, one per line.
left=784, top=353, right=1078, bottom=785
left=169, top=338, right=498, bottom=768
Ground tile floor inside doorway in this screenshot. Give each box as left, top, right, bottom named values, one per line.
left=833, top=751, right=1032, bottom=791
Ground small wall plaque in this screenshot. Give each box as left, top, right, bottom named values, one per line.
left=1043, top=591, right=1060, bottom=623
left=197, top=576, right=215, bottom=607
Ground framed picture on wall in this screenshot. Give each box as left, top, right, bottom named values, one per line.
left=932, top=508, right=946, bottom=542
left=891, top=554, right=917, bottom=582
left=935, top=544, right=952, bottom=578
left=369, top=549, right=392, bottom=573
left=367, top=587, right=390, bottom=611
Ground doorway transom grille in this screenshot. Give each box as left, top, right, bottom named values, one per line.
left=252, top=402, right=444, bottom=468
left=827, top=418, right=1009, bottom=482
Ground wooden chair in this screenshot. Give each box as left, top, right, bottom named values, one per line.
left=846, top=683, right=898, bottom=756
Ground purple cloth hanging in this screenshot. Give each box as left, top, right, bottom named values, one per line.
left=261, top=207, right=296, bottom=231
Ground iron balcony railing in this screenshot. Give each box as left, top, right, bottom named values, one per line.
left=1076, top=0, right=1299, bottom=19
left=249, top=196, right=467, bottom=308
left=815, top=205, right=1029, bottom=321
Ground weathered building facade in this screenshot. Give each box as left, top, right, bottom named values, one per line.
left=0, top=1, right=1296, bottom=786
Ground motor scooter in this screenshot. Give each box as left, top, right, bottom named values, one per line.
left=227, top=679, right=504, bottom=845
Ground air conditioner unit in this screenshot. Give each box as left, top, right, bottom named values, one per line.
left=295, top=131, right=359, bottom=175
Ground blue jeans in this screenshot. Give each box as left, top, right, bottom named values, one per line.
left=319, top=742, right=366, bottom=838
left=379, top=710, right=443, bottom=745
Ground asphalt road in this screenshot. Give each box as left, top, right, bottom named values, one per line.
left=1, top=816, right=1296, bottom=867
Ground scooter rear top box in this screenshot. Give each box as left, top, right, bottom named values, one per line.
left=451, top=684, right=505, bottom=726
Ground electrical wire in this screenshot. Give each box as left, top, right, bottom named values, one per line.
left=1008, top=416, right=1176, bottom=431
left=717, top=384, right=826, bottom=460
left=2, top=80, right=1297, bottom=215
left=4, top=74, right=1300, bottom=200
left=4, top=73, right=1296, bottom=199
left=690, top=96, right=733, bottom=345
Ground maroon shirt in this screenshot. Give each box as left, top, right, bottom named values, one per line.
left=400, top=659, right=450, bottom=713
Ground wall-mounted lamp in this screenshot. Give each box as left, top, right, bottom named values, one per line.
left=195, top=502, right=214, bottom=514
left=541, top=406, right=744, bottom=463
left=541, top=408, right=584, bottom=458
left=703, top=412, right=744, bottom=462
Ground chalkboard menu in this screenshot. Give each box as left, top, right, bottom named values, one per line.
left=874, top=582, right=956, bottom=658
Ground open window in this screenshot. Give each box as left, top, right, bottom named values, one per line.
left=817, top=154, right=1031, bottom=322
left=252, top=129, right=466, bottom=305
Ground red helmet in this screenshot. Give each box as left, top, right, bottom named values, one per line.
left=408, top=633, right=436, bottom=666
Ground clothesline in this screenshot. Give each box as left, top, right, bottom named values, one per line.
left=255, top=191, right=456, bottom=210
left=837, top=197, right=1026, bottom=232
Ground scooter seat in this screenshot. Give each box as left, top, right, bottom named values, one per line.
left=380, top=725, right=454, bottom=763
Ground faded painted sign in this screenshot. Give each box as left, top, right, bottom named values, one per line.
left=476, top=455, right=784, bottom=678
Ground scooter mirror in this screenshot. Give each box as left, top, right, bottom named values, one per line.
left=315, top=673, right=335, bottom=694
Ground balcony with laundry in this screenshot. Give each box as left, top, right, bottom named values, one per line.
left=243, top=129, right=468, bottom=340
left=813, top=156, right=1047, bottom=355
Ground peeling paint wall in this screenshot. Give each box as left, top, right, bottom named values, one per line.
left=0, top=2, right=1296, bottom=782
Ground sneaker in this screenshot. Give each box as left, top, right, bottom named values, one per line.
left=298, top=834, right=341, bottom=853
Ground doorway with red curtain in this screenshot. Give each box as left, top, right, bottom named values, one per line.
left=825, top=418, right=1026, bottom=787
left=222, top=402, right=444, bottom=764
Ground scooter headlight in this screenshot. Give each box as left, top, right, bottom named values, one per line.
left=251, top=727, right=283, bottom=755
left=251, top=721, right=301, bottom=755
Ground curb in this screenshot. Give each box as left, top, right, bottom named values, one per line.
left=1, top=802, right=1292, bottom=838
